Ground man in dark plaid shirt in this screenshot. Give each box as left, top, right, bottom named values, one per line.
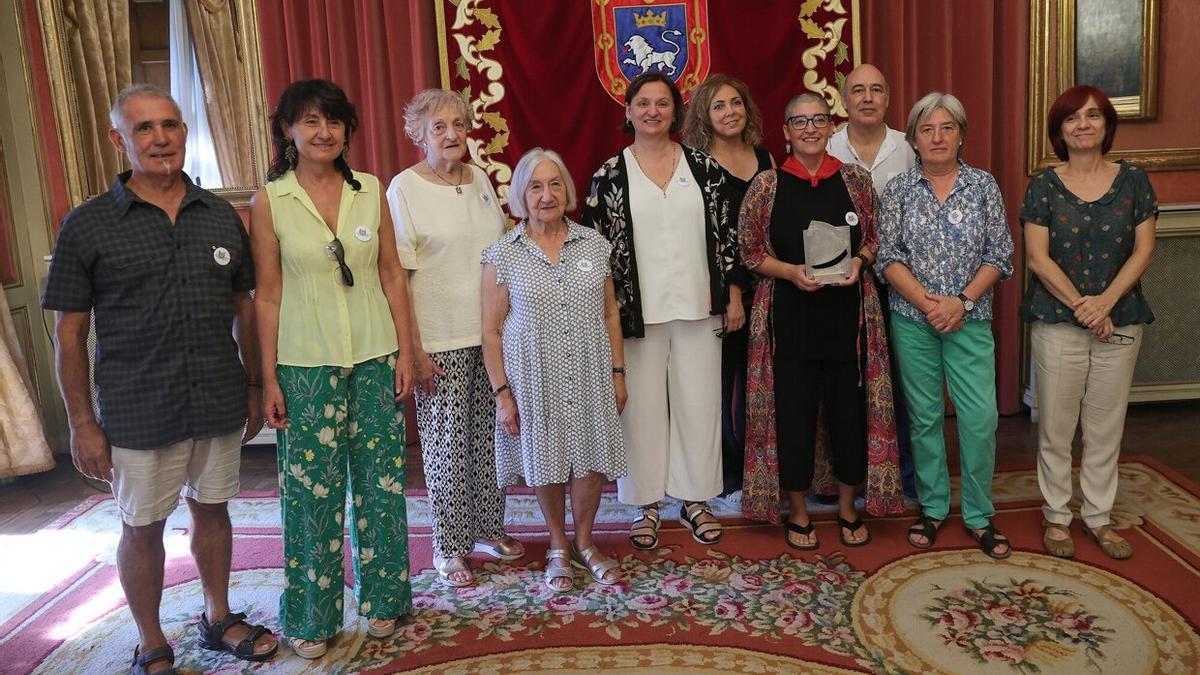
left=41, top=85, right=277, bottom=672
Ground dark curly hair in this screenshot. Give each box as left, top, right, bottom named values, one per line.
left=267, top=79, right=361, bottom=190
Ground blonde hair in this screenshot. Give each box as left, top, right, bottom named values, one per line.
left=402, top=89, right=472, bottom=147
left=681, top=74, right=763, bottom=149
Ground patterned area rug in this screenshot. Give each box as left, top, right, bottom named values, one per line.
left=1, top=457, right=1198, bottom=674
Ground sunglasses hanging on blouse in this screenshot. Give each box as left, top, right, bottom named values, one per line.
left=325, top=238, right=355, bottom=287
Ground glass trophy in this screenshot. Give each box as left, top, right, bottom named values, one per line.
left=803, top=219, right=852, bottom=284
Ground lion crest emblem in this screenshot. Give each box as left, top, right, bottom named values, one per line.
left=592, top=0, right=710, bottom=102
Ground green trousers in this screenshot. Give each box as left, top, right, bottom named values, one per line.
left=890, top=316, right=998, bottom=530
left=276, top=353, right=411, bottom=640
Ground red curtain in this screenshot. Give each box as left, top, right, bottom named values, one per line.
left=863, top=0, right=1028, bottom=415
left=257, top=0, right=440, bottom=183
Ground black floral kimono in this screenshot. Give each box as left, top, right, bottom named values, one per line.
left=581, top=145, right=744, bottom=338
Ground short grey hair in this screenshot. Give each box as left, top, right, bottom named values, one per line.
left=109, top=83, right=181, bottom=130
left=784, top=92, right=831, bottom=116
left=402, top=88, right=472, bottom=147
left=507, top=148, right=576, bottom=220
left=904, top=92, right=969, bottom=147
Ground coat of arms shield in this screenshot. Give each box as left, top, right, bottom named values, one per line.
left=592, top=0, right=711, bottom=103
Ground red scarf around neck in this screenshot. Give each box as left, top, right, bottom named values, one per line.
left=781, top=153, right=843, bottom=187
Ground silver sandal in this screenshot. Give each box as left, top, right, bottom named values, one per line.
left=571, top=543, right=621, bottom=585
left=473, top=534, right=525, bottom=561
left=433, top=555, right=475, bottom=588
left=544, top=548, right=575, bottom=592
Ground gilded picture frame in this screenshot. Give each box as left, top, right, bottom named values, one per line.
left=1027, top=0, right=1199, bottom=174
left=1059, top=0, right=1159, bottom=120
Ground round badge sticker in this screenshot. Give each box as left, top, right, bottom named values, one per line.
left=845, top=211, right=859, bottom=227
left=948, top=209, right=964, bottom=225
left=354, top=225, right=372, bottom=242
left=212, top=246, right=230, bottom=266
left=577, top=258, right=593, bottom=273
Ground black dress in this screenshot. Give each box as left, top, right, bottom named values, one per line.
left=720, top=146, right=773, bottom=496
left=768, top=169, right=866, bottom=492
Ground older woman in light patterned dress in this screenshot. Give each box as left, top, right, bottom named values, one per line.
left=481, top=148, right=628, bottom=593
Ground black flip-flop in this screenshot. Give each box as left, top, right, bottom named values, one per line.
left=838, top=515, right=872, bottom=547
left=907, top=514, right=941, bottom=549
left=785, top=519, right=819, bottom=550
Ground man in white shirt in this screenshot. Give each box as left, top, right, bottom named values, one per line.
left=828, top=63, right=918, bottom=500
left=828, top=63, right=916, bottom=194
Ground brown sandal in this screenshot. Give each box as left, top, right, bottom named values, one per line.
left=1084, top=525, right=1132, bottom=560
left=629, top=503, right=661, bottom=550
left=1041, top=521, right=1074, bottom=558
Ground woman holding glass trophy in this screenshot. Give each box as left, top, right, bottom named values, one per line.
left=738, top=93, right=900, bottom=550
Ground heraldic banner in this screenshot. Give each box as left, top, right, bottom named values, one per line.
left=436, top=0, right=859, bottom=206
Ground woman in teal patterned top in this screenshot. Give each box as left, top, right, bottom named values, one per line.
left=1021, top=85, right=1157, bottom=561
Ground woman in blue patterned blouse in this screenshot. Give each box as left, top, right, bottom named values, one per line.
left=876, top=92, right=1015, bottom=559
left=1021, top=86, right=1156, bottom=561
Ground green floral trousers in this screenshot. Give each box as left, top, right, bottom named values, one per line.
left=275, top=353, right=412, bottom=640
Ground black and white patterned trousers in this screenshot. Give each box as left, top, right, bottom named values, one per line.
left=416, top=346, right=507, bottom=558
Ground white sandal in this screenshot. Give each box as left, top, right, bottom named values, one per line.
left=544, top=548, right=575, bottom=593
left=291, top=638, right=327, bottom=659
left=473, top=534, right=525, bottom=561
left=433, top=555, right=475, bottom=588
left=367, top=617, right=397, bottom=639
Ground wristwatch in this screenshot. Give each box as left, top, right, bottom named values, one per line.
left=957, top=293, right=975, bottom=312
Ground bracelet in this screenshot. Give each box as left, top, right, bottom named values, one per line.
left=612, top=366, right=626, bottom=375
left=853, top=252, right=870, bottom=266
left=492, top=383, right=511, bottom=398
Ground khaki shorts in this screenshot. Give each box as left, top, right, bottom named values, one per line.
left=110, top=430, right=243, bottom=526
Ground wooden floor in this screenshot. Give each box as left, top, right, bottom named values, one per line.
left=2, top=400, right=1197, bottom=536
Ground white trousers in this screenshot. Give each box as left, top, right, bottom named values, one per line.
left=617, top=316, right=723, bottom=505
left=1032, top=321, right=1143, bottom=528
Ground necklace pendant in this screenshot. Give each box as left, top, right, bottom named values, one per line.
left=455, top=186, right=463, bottom=195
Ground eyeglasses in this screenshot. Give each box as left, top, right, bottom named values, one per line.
left=1098, top=332, right=1135, bottom=345
left=325, top=238, right=354, bottom=287
left=786, top=114, right=831, bottom=130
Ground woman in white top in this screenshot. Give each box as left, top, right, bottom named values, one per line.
left=583, top=72, right=743, bottom=551
left=386, top=89, right=522, bottom=588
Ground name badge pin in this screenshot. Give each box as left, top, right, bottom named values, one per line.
left=481, top=192, right=492, bottom=205
left=212, top=246, right=230, bottom=266
left=577, top=258, right=593, bottom=272
left=677, top=175, right=689, bottom=185
left=845, top=212, right=859, bottom=227
left=948, top=209, right=964, bottom=225
left=354, top=225, right=372, bottom=242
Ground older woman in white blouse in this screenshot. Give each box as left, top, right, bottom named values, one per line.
left=386, top=88, right=523, bottom=588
